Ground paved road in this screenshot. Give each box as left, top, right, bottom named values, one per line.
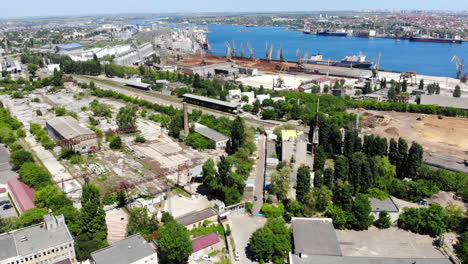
left=73, top=75, right=277, bottom=129
left=230, top=215, right=266, bottom=264
left=0, top=146, right=18, bottom=184
left=252, top=135, right=265, bottom=214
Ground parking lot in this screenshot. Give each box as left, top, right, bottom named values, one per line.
left=0, top=146, right=18, bottom=184
left=337, top=227, right=446, bottom=258
left=229, top=215, right=266, bottom=264
left=0, top=195, right=18, bottom=218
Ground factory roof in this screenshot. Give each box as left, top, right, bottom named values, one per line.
left=292, top=218, right=342, bottom=257
left=91, top=234, right=156, bottom=264
left=282, top=130, right=305, bottom=142
left=193, top=123, right=229, bottom=143
left=183, top=93, right=240, bottom=109
left=46, top=116, right=95, bottom=140
left=290, top=255, right=452, bottom=264
left=57, top=43, right=83, bottom=51
left=7, top=178, right=36, bottom=212
left=420, top=95, right=468, bottom=110
left=192, top=233, right=221, bottom=253
left=175, top=208, right=218, bottom=227
left=125, top=80, right=152, bottom=89
left=369, top=197, right=399, bottom=213
left=0, top=215, right=73, bottom=262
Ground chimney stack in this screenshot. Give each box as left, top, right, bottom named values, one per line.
left=183, top=103, right=189, bottom=136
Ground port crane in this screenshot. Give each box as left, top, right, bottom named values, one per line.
left=296, top=49, right=303, bottom=66
left=247, top=41, right=255, bottom=60
left=224, top=41, right=233, bottom=61
left=451, top=55, right=467, bottom=81
left=266, top=43, right=274, bottom=62
left=277, top=45, right=284, bottom=61
left=240, top=42, right=246, bottom=58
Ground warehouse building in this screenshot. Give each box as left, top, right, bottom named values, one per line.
left=183, top=94, right=241, bottom=113
left=0, top=214, right=76, bottom=264
left=175, top=208, right=218, bottom=230
left=281, top=130, right=308, bottom=165
left=125, top=80, right=152, bottom=91
left=192, top=123, right=230, bottom=150
left=7, top=178, right=36, bottom=214
left=46, top=116, right=98, bottom=153
left=420, top=95, right=468, bottom=110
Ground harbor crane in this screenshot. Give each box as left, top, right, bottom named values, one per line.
left=247, top=41, right=255, bottom=60
left=372, top=52, right=382, bottom=80
left=224, top=41, right=233, bottom=61
left=451, top=55, right=467, bottom=81
left=277, top=45, right=284, bottom=61
left=240, top=42, right=246, bottom=58
left=231, top=40, right=237, bottom=57
left=266, top=43, right=274, bottom=62
left=296, top=49, right=303, bottom=66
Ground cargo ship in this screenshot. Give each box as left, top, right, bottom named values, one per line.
left=304, top=53, right=373, bottom=69
left=409, top=36, right=462, bottom=44
left=316, top=30, right=348, bottom=37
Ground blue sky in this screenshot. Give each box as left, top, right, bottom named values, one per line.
left=1, top=0, right=467, bottom=18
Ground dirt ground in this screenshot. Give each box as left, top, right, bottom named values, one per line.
left=356, top=109, right=468, bottom=160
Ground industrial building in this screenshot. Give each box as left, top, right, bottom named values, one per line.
left=289, top=217, right=452, bottom=264
left=55, top=43, right=83, bottom=53
left=175, top=207, right=218, bottom=230
left=184, top=63, right=239, bottom=77
left=46, top=116, right=98, bottom=153
left=125, top=80, right=152, bottom=91
left=183, top=94, right=241, bottom=113
left=369, top=197, right=400, bottom=223
left=90, top=234, right=158, bottom=264
left=281, top=130, right=308, bottom=165
left=192, top=123, right=230, bottom=150
left=0, top=214, right=76, bottom=264
left=191, top=233, right=223, bottom=260
left=420, top=95, right=468, bottom=110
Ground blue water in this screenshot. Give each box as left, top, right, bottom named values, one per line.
left=205, top=24, right=467, bottom=77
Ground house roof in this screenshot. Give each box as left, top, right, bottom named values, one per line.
left=192, top=233, right=221, bottom=253
left=46, top=116, right=95, bottom=140
left=91, top=234, right=156, bottom=264
left=314, top=77, right=331, bottom=83
left=420, top=95, right=468, bottom=110
left=292, top=218, right=342, bottom=257
left=369, top=197, right=399, bottom=213
left=193, top=123, right=229, bottom=143
left=175, top=208, right=217, bottom=227
left=7, top=178, right=35, bottom=212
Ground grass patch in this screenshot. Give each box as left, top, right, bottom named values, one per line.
left=172, top=186, right=191, bottom=198
left=190, top=224, right=225, bottom=237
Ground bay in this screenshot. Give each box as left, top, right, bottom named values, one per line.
left=205, top=24, right=467, bottom=77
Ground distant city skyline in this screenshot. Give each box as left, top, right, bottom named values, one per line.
left=1, top=0, right=468, bottom=18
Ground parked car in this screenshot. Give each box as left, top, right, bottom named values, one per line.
left=235, top=252, right=240, bottom=261
left=201, top=255, right=213, bottom=262
left=2, top=204, right=13, bottom=210
left=0, top=200, right=10, bottom=206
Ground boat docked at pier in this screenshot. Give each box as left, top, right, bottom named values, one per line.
left=304, top=53, right=373, bottom=69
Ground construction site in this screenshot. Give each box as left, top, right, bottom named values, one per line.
left=0, top=82, right=222, bottom=206
left=355, top=109, right=468, bottom=172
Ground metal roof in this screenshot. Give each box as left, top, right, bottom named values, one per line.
left=57, top=43, right=83, bottom=50
left=47, top=116, right=95, bottom=140
left=193, top=123, right=229, bottom=143
left=125, top=80, right=151, bottom=89
left=292, top=218, right=342, bottom=257
left=420, top=95, right=468, bottom=110
left=7, top=178, right=36, bottom=212
left=369, top=197, right=399, bottom=213
left=290, top=255, right=452, bottom=264
left=192, top=233, right=221, bottom=253
left=175, top=208, right=217, bottom=227
left=183, top=93, right=240, bottom=109
left=91, top=234, right=157, bottom=264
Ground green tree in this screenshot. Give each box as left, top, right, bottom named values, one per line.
left=304, top=186, right=333, bottom=215
left=249, top=227, right=275, bottom=263
left=396, top=138, right=408, bottom=178
left=351, top=193, right=373, bottom=230
left=271, top=166, right=291, bottom=201
left=333, top=180, right=354, bottom=211
left=116, top=104, right=138, bottom=130
left=334, top=155, right=349, bottom=181
left=419, top=79, right=424, bottom=90
left=323, top=168, right=334, bottom=188
left=229, top=116, right=246, bottom=154
left=372, top=156, right=396, bottom=190
left=388, top=138, right=398, bottom=165
left=168, top=113, right=183, bottom=139
left=313, top=145, right=326, bottom=171
left=10, top=150, right=34, bottom=170
left=402, top=80, right=408, bottom=92
left=252, top=99, right=261, bottom=114
left=453, top=85, right=461, bottom=97
left=19, top=162, right=52, bottom=189
left=27, top=64, right=39, bottom=77
left=15, top=208, right=48, bottom=228
left=405, top=142, right=424, bottom=179
left=127, top=208, right=158, bottom=240
left=325, top=204, right=350, bottom=229
left=398, top=204, right=447, bottom=237
left=444, top=203, right=465, bottom=233
left=109, top=135, right=122, bottom=149
left=261, top=203, right=285, bottom=218
left=374, top=210, right=392, bottom=229
left=34, top=185, right=72, bottom=210
left=296, top=165, right=311, bottom=204
left=313, top=170, right=323, bottom=188
left=158, top=220, right=192, bottom=264
left=265, top=217, right=292, bottom=262
left=202, top=159, right=216, bottom=185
